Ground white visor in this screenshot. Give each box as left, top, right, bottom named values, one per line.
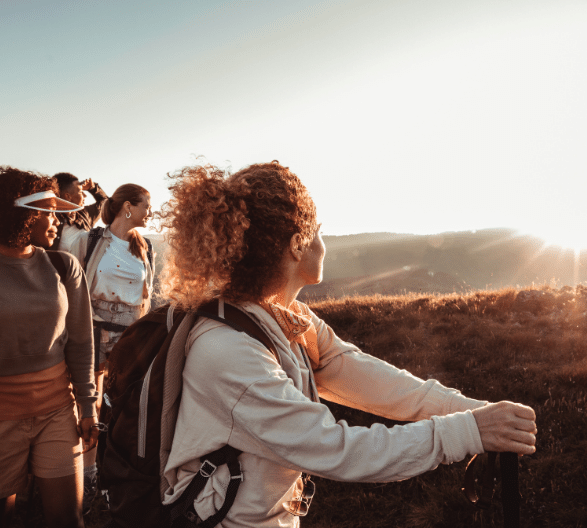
left=14, top=191, right=83, bottom=212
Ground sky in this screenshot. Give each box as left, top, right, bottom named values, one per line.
left=2, top=0, right=587, bottom=249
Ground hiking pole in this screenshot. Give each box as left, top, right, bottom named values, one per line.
left=462, top=452, right=520, bottom=528
left=500, top=452, right=520, bottom=528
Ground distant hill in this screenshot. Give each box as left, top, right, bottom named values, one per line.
left=303, top=228, right=587, bottom=300
left=145, top=229, right=587, bottom=300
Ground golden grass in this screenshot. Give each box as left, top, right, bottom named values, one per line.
left=303, top=286, right=587, bottom=527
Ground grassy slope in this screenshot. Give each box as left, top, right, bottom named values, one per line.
left=303, top=286, right=587, bottom=527
left=11, top=286, right=587, bottom=527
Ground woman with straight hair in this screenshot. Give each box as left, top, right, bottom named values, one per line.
left=158, top=161, right=537, bottom=527
left=0, top=167, right=98, bottom=528
left=69, top=183, right=154, bottom=512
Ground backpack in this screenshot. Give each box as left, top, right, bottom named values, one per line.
left=99, top=299, right=278, bottom=528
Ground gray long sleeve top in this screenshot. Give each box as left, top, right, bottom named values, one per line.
left=0, top=247, right=97, bottom=417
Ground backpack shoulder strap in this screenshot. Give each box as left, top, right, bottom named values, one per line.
left=46, top=250, right=68, bottom=284
left=84, top=226, right=105, bottom=270
left=144, top=237, right=153, bottom=270
left=196, top=300, right=279, bottom=364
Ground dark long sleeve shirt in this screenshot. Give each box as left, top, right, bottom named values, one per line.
left=53, top=183, right=109, bottom=250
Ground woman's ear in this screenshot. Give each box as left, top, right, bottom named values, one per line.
left=289, top=233, right=304, bottom=262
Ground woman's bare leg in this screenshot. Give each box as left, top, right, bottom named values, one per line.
left=37, top=473, right=84, bottom=528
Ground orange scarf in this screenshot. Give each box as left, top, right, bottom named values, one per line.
left=262, top=300, right=320, bottom=369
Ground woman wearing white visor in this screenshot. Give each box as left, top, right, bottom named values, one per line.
left=0, top=167, right=98, bottom=528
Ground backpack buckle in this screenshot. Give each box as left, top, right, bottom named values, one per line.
left=199, top=460, right=217, bottom=478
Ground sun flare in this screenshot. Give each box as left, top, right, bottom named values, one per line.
left=530, top=230, right=587, bottom=256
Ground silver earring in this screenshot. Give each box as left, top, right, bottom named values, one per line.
left=126, top=211, right=131, bottom=219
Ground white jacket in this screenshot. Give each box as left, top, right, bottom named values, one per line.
left=69, top=226, right=154, bottom=320
left=163, top=302, right=486, bottom=527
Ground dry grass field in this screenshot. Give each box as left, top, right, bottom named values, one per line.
left=11, top=286, right=587, bottom=527
left=303, top=286, right=587, bottom=527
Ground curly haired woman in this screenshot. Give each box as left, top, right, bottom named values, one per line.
left=159, top=161, right=537, bottom=527
left=0, top=167, right=98, bottom=528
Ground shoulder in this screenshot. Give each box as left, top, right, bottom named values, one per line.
left=40, top=248, right=76, bottom=267
left=187, top=316, right=280, bottom=379
left=300, top=302, right=329, bottom=332
left=55, top=250, right=85, bottom=280
left=39, top=249, right=84, bottom=283
left=52, top=249, right=79, bottom=267
left=71, top=228, right=90, bottom=246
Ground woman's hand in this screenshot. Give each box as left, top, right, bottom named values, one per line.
left=77, top=416, right=100, bottom=454
left=471, top=401, right=537, bottom=455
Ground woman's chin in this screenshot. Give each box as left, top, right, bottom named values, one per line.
left=39, top=234, right=56, bottom=247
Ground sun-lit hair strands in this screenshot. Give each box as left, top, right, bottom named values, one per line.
left=155, top=163, right=249, bottom=309
left=155, top=160, right=317, bottom=310
left=102, top=183, right=151, bottom=262
left=0, top=166, right=56, bottom=248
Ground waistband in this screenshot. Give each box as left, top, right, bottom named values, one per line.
left=92, top=299, right=142, bottom=315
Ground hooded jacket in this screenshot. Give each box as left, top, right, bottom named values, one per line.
left=163, top=301, right=486, bottom=527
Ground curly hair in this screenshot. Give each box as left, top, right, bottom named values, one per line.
left=0, top=166, right=56, bottom=248
left=156, top=160, right=317, bottom=309
left=102, top=183, right=151, bottom=263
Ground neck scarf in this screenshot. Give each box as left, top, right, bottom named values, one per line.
left=263, top=300, right=319, bottom=369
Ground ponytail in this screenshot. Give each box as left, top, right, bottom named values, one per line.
left=100, top=197, right=116, bottom=225
left=128, top=229, right=149, bottom=263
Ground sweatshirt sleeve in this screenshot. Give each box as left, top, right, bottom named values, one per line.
left=182, top=326, right=484, bottom=484
left=311, top=310, right=487, bottom=420
left=62, top=252, right=98, bottom=418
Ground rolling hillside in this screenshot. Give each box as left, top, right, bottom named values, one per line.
left=300, top=228, right=587, bottom=300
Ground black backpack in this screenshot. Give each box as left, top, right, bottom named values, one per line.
left=99, top=299, right=278, bottom=528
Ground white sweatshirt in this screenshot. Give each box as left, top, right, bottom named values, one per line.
left=163, top=302, right=486, bottom=527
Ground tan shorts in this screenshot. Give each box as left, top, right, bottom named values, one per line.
left=0, top=402, right=83, bottom=498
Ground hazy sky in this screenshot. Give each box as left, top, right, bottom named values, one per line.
left=3, top=0, right=587, bottom=249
